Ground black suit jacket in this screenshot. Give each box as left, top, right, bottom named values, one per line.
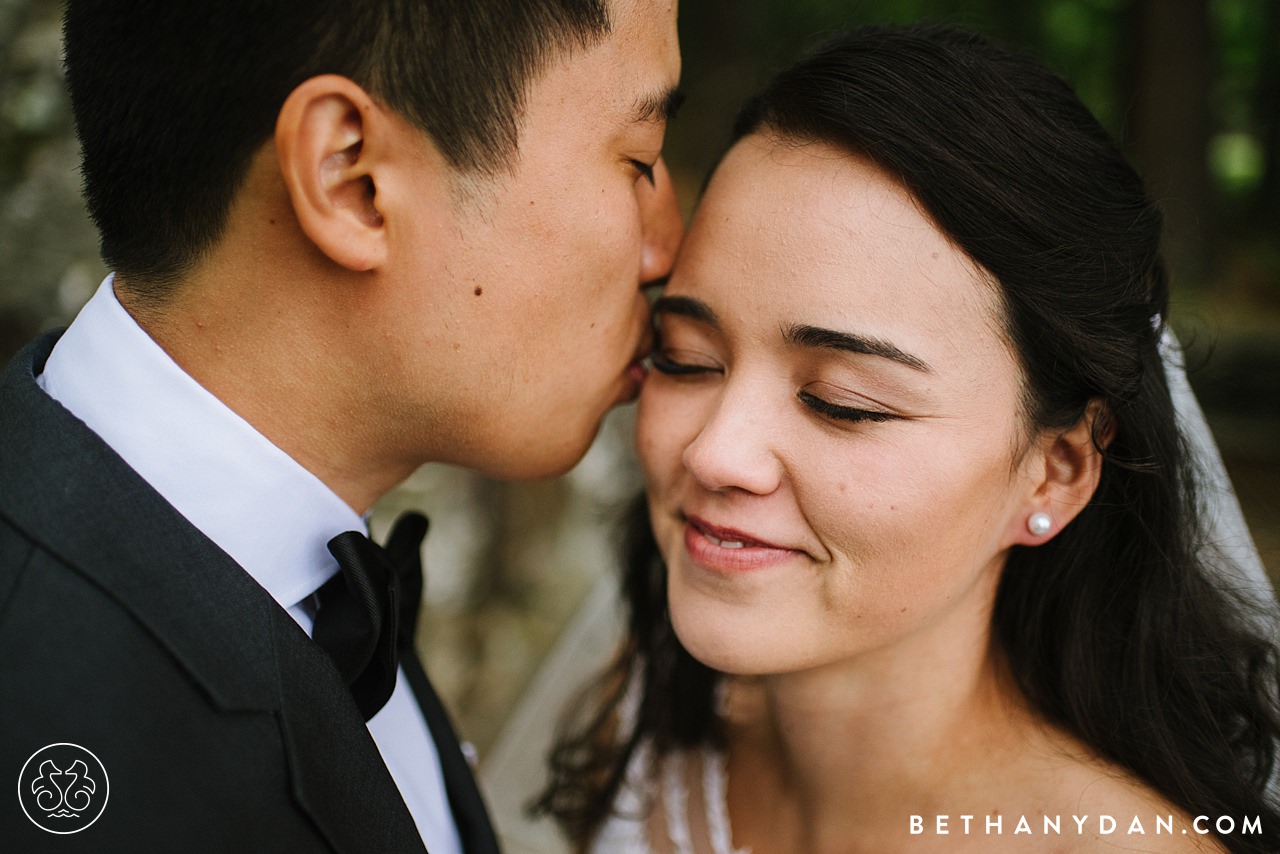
left=0, top=334, right=499, bottom=853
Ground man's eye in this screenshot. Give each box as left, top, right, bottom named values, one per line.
left=797, top=390, right=896, bottom=424
left=632, top=160, right=656, bottom=186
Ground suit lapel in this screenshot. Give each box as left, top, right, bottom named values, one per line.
left=0, top=334, right=279, bottom=712
left=275, top=616, right=427, bottom=852
left=0, top=334, right=425, bottom=853
left=401, top=649, right=502, bottom=854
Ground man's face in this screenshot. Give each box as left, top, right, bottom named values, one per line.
left=385, top=0, right=682, bottom=479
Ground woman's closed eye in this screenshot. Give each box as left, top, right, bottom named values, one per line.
left=798, top=384, right=898, bottom=424
left=649, top=348, right=722, bottom=376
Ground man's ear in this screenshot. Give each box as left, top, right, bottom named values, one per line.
left=1007, top=400, right=1112, bottom=547
left=276, top=75, right=389, bottom=272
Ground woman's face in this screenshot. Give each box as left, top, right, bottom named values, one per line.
left=637, top=135, right=1044, bottom=677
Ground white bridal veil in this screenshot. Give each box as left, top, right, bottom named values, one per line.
left=1161, top=330, right=1278, bottom=630
left=479, top=331, right=1278, bottom=854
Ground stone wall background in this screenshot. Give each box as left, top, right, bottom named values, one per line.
left=1, top=0, right=102, bottom=354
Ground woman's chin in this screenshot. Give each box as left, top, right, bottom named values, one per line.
left=670, top=610, right=788, bottom=677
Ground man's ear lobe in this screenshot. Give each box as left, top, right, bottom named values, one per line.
left=276, top=75, right=388, bottom=272
left=1010, top=400, right=1111, bottom=547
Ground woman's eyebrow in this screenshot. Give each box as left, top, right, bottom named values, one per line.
left=652, top=295, right=719, bottom=327
left=784, top=323, right=932, bottom=373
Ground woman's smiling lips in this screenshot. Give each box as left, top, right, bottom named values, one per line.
left=682, top=514, right=804, bottom=572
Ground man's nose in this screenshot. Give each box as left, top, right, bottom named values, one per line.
left=638, top=157, right=684, bottom=286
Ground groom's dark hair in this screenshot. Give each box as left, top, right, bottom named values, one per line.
left=62, top=0, right=612, bottom=295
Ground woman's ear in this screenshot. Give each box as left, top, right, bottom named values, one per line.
left=1008, top=400, right=1112, bottom=547
left=275, top=75, right=388, bottom=272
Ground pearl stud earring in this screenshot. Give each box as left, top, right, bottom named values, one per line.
left=1027, top=512, right=1052, bottom=537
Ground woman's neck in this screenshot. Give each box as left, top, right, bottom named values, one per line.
left=723, top=602, right=1050, bottom=852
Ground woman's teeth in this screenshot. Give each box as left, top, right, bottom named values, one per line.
left=705, top=533, right=746, bottom=549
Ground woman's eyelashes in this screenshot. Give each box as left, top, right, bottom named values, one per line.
left=649, top=321, right=722, bottom=375
left=651, top=348, right=898, bottom=425
left=649, top=348, right=721, bottom=376
left=650, top=319, right=900, bottom=424
left=797, top=390, right=897, bottom=424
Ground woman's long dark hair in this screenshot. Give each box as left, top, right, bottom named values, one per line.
left=536, top=24, right=1280, bottom=852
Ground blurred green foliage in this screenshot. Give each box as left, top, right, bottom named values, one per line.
left=666, top=0, right=1280, bottom=303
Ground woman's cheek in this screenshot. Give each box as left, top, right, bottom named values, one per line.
left=635, top=382, right=665, bottom=476
left=638, top=378, right=698, bottom=477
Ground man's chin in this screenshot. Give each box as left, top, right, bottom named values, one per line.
left=470, top=426, right=602, bottom=482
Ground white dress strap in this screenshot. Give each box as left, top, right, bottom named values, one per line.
left=591, top=741, right=749, bottom=854
left=703, top=748, right=750, bottom=854
left=661, top=752, right=697, bottom=854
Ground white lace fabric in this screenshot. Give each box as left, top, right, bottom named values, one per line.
left=591, top=741, right=750, bottom=854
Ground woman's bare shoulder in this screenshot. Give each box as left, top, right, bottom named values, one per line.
left=1022, top=744, right=1231, bottom=853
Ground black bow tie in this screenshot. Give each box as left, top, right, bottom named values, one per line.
left=314, top=512, right=429, bottom=721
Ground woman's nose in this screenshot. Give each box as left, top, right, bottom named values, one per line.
left=680, top=386, right=784, bottom=496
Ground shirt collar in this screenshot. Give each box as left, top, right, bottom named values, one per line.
left=38, top=275, right=364, bottom=611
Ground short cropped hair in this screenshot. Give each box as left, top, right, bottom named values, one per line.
left=63, top=0, right=612, bottom=292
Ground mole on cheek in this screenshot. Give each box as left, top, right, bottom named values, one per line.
left=474, top=287, right=483, bottom=296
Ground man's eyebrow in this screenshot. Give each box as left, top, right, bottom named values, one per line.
left=630, top=87, right=685, bottom=124
left=785, top=324, right=932, bottom=373
left=652, top=294, right=717, bottom=326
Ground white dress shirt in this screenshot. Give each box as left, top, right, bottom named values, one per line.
left=38, top=276, right=463, bottom=854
